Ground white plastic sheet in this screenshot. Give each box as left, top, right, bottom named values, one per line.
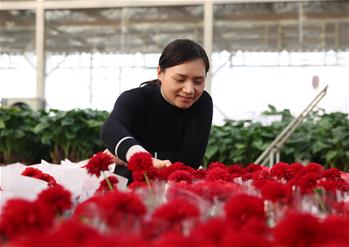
left=0, top=160, right=128, bottom=209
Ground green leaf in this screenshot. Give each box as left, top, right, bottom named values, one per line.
left=205, top=145, right=218, bottom=159
left=0, top=120, right=5, bottom=129
left=326, top=150, right=338, bottom=162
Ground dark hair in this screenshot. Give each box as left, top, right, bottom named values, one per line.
left=140, top=39, right=209, bottom=87
left=159, top=39, right=209, bottom=73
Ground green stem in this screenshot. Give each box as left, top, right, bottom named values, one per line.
left=144, top=172, right=154, bottom=195
left=314, top=188, right=326, bottom=213
left=102, top=171, right=114, bottom=191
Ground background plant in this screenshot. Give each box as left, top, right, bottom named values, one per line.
left=0, top=108, right=108, bottom=164
left=1, top=106, right=348, bottom=171
left=205, top=105, right=349, bottom=171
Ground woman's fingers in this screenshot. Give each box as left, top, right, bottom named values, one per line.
left=152, top=158, right=172, bottom=168
left=103, top=149, right=127, bottom=166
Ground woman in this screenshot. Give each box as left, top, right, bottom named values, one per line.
left=101, top=39, right=213, bottom=180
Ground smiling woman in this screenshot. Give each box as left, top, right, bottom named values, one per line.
left=158, top=59, right=206, bottom=109
left=101, top=39, right=213, bottom=182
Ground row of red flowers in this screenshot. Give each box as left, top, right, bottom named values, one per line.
left=1, top=152, right=349, bottom=247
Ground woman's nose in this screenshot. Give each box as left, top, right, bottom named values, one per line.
left=183, top=82, right=194, bottom=95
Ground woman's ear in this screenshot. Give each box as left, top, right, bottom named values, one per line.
left=157, top=66, right=162, bottom=80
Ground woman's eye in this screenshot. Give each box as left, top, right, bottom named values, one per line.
left=175, top=79, right=185, bottom=82
left=194, top=80, right=203, bottom=84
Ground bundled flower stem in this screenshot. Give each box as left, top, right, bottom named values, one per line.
left=313, top=188, right=327, bottom=213
left=102, top=172, right=114, bottom=191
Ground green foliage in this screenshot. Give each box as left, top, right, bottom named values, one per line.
left=205, top=106, right=349, bottom=171
left=1, top=106, right=348, bottom=171
left=0, top=108, right=50, bottom=164
left=0, top=108, right=108, bottom=164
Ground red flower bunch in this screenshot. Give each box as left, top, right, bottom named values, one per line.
left=205, top=167, right=233, bottom=182
left=18, top=219, right=103, bottom=247
left=96, top=176, right=119, bottom=194
left=0, top=199, right=54, bottom=240
left=304, top=162, right=324, bottom=173
left=190, top=217, right=230, bottom=246
left=292, top=172, right=321, bottom=194
left=207, top=161, right=228, bottom=170
left=72, top=196, right=100, bottom=222
left=168, top=170, right=193, bottom=183
left=191, top=169, right=207, bottom=180
left=321, top=168, right=342, bottom=180
left=273, top=212, right=322, bottom=247
left=97, top=190, right=146, bottom=228
left=228, top=164, right=245, bottom=175
left=190, top=181, right=240, bottom=202
left=152, top=198, right=200, bottom=223
left=260, top=180, right=292, bottom=204
left=270, top=162, right=291, bottom=180
left=252, top=170, right=273, bottom=189
left=36, top=184, right=72, bottom=215
left=319, top=215, right=349, bottom=246
left=224, top=194, right=265, bottom=228
left=287, top=162, right=304, bottom=178
left=21, top=167, right=57, bottom=186
left=157, top=162, right=194, bottom=181
left=128, top=152, right=157, bottom=182
left=244, top=163, right=263, bottom=173
left=83, top=152, right=114, bottom=177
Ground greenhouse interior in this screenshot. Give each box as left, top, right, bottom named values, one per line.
left=1, top=0, right=349, bottom=246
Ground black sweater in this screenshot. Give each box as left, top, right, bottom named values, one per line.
left=101, top=82, right=213, bottom=171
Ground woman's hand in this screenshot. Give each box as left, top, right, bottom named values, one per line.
left=152, top=158, right=172, bottom=169
left=103, top=149, right=127, bottom=166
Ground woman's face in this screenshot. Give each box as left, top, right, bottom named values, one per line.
left=158, top=58, right=206, bottom=109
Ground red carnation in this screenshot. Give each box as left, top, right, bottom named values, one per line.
left=152, top=198, right=200, bottom=223
left=97, top=190, right=146, bottom=229
left=20, top=219, right=103, bottom=247
left=270, top=162, right=291, bottom=180
left=207, top=161, right=228, bottom=170
left=73, top=196, right=101, bottom=222
left=288, top=162, right=304, bottom=178
left=190, top=181, right=240, bottom=202
left=337, top=180, right=349, bottom=191
left=228, top=164, right=245, bottom=174
left=83, top=152, right=114, bottom=177
left=21, top=167, right=43, bottom=178
left=260, top=180, right=292, bottom=204
left=191, top=169, right=206, bottom=180
left=36, top=184, right=72, bottom=215
left=318, top=180, right=340, bottom=192
left=319, top=215, right=349, bottom=246
left=252, top=170, right=273, bottom=189
left=321, top=168, right=342, bottom=180
left=273, top=212, right=323, bottom=247
left=293, top=172, right=321, bottom=194
left=96, top=176, right=119, bottom=194
left=128, top=152, right=153, bottom=171
left=190, top=217, right=230, bottom=246
left=168, top=170, right=193, bottom=183
left=206, top=167, right=233, bottom=182
left=21, top=167, right=57, bottom=186
left=128, top=181, right=149, bottom=190
left=0, top=199, right=54, bottom=240
left=157, top=162, right=194, bottom=181
left=244, top=163, right=263, bottom=173
left=224, top=194, right=265, bottom=228
left=128, top=152, right=158, bottom=182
